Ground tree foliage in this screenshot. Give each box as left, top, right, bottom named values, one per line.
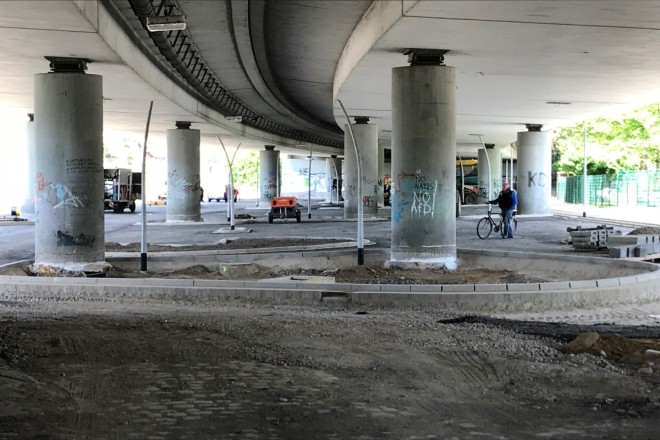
left=104, top=138, right=141, bottom=169
left=232, top=151, right=259, bottom=189
left=553, top=104, right=660, bottom=175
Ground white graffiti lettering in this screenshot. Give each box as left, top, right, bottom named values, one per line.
left=410, top=180, right=438, bottom=218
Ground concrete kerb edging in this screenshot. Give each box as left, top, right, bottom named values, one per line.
left=1, top=249, right=659, bottom=313
left=106, top=238, right=375, bottom=259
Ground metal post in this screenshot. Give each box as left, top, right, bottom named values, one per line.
left=256, top=160, right=259, bottom=207
left=583, top=125, right=587, bottom=217
left=510, top=153, right=514, bottom=187
left=330, top=159, right=340, bottom=205
left=308, top=143, right=313, bottom=219
left=337, top=99, right=364, bottom=265
left=140, top=101, right=154, bottom=272
left=276, top=157, right=280, bottom=197
left=218, top=137, right=241, bottom=230
left=457, top=154, right=465, bottom=204
left=474, top=135, right=492, bottom=208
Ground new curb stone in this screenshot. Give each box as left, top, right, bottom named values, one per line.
left=1, top=247, right=659, bottom=313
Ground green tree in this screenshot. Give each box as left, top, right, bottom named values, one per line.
left=232, top=151, right=258, bottom=190
left=103, top=138, right=141, bottom=169
left=553, top=104, right=660, bottom=175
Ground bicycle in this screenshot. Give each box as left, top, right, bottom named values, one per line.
left=477, top=205, right=518, bottom=239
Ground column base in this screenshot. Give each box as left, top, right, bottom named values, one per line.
left=343, top=213, right=379, bottom=220
left=30, top=261, right=111, bottom=276
left=166, top=216, right=204, bottom=223
left=389, top=249, right=457, bottom=271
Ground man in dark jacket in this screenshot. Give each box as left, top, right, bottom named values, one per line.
left=489, top=182, right=518, bottom=238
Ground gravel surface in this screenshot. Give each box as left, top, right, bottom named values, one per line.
left=1, top=301, right=659, bottom=439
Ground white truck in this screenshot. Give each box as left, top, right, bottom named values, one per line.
left=104, top=168, right=141, bottom=213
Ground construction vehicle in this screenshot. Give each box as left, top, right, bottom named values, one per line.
left=104, top=168, right=141, bottom=213
left=268, top=197, right=301, bottom=223
left=456, top=159, right=479, bottom=204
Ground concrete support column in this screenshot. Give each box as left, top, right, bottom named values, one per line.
left=34, top=58, right=106, bottom=271
left=336, top=157, right=343, bottom=201
left=377, top=144, right=385, bottom=207
left=21, top=113, right=36, bottom=216
left=517, top=124, right=552, bottom=215
left=477, top=145, right=502, bottom=202
left=166, top=122, right=201, bottom=222
left=259, top=145, right=279, bottom=203
left=344, top=118, right=378, bottom=219
left=390, top=50, right=456, bottom=269
left=325, top=155, right=341, bottom=203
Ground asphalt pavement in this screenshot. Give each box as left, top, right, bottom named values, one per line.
left=1, top=198, right=656, bottom=267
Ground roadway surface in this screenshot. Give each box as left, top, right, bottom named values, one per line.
left=1, top=199, right=645, bottom=267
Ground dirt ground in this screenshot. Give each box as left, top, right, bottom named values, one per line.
left=1, top=301, right=659, bottom=439
left=103, top=239, right=546, bottom=285
left=3, top=231, right=658, bottom=437
left=102, top=264, right=545, bottom=285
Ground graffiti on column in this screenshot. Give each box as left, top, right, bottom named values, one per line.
left=478, top=179, right=488, bottom=198
left=411, top=173, right=438, bottom=219
left=169, top=171, right=200, bottom=200
left=492, top=178, right=501, bottom=197
left=56, top=230, right=95, bottom=247
left=392, top=171, right=417, bottom=222
left=37, top=173, right=86, bottom=208
left=262, top=178, right=276, bottom=199
left=362, top=195, right=376, bottom=207
left=527, top=171, right=548, bottom=187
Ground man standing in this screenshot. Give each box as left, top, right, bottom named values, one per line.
left=489, top=182, right=518, bottom=238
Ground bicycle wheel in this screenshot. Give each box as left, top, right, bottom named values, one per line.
left=477, top=217, right=493, bottom=239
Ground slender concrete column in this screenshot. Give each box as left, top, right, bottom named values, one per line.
left=517, top=124, right=552, bottom=215
left=390, top=50, right=456, bottom=269
left=344, top=118, right=378, bottom=218
left=259, top=145, right=279, bottom=203
left=335, top=157, right=343, bottom=201
left=34, top=58, right=106, bottom=271
left=166, top=122, right=202, bottom=222
left=21, top=113, right=36, bottom=216
left=324, top=156, right=340, bottom=203
left=377, top=144, right=385, bottom=207
left=477, top=145, right=502, bottom=202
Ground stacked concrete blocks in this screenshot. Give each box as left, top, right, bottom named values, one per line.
left=569, top=225, right=622, bottom=250
left=607, top=235, right=660, bottom=259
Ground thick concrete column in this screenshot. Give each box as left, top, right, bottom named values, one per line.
left=377, top=144, right=385, bottom=207
left=344, top=118, right=378, bottom=218
left=477, top=144, right=502, bottom=202
left=21, top=113, right=36, bottom=216
left=259, top=145, right=279, bottom=202
left=325, top=155, right=341, bottom=203
left=34, top=58, right=106, bottom=271
left=166, top=122, right=202, bottom=222
left=517, top=124, right=552, bottom=215
left=390, top=50, right=456, bottom=269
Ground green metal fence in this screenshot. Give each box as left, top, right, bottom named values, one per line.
left=556, top=170, right=660, bottom=207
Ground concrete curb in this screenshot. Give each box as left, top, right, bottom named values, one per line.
left=1, top=249, right=659, bottom=313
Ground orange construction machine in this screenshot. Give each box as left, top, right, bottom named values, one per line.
left=268, top=197, right=301, bottom=223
